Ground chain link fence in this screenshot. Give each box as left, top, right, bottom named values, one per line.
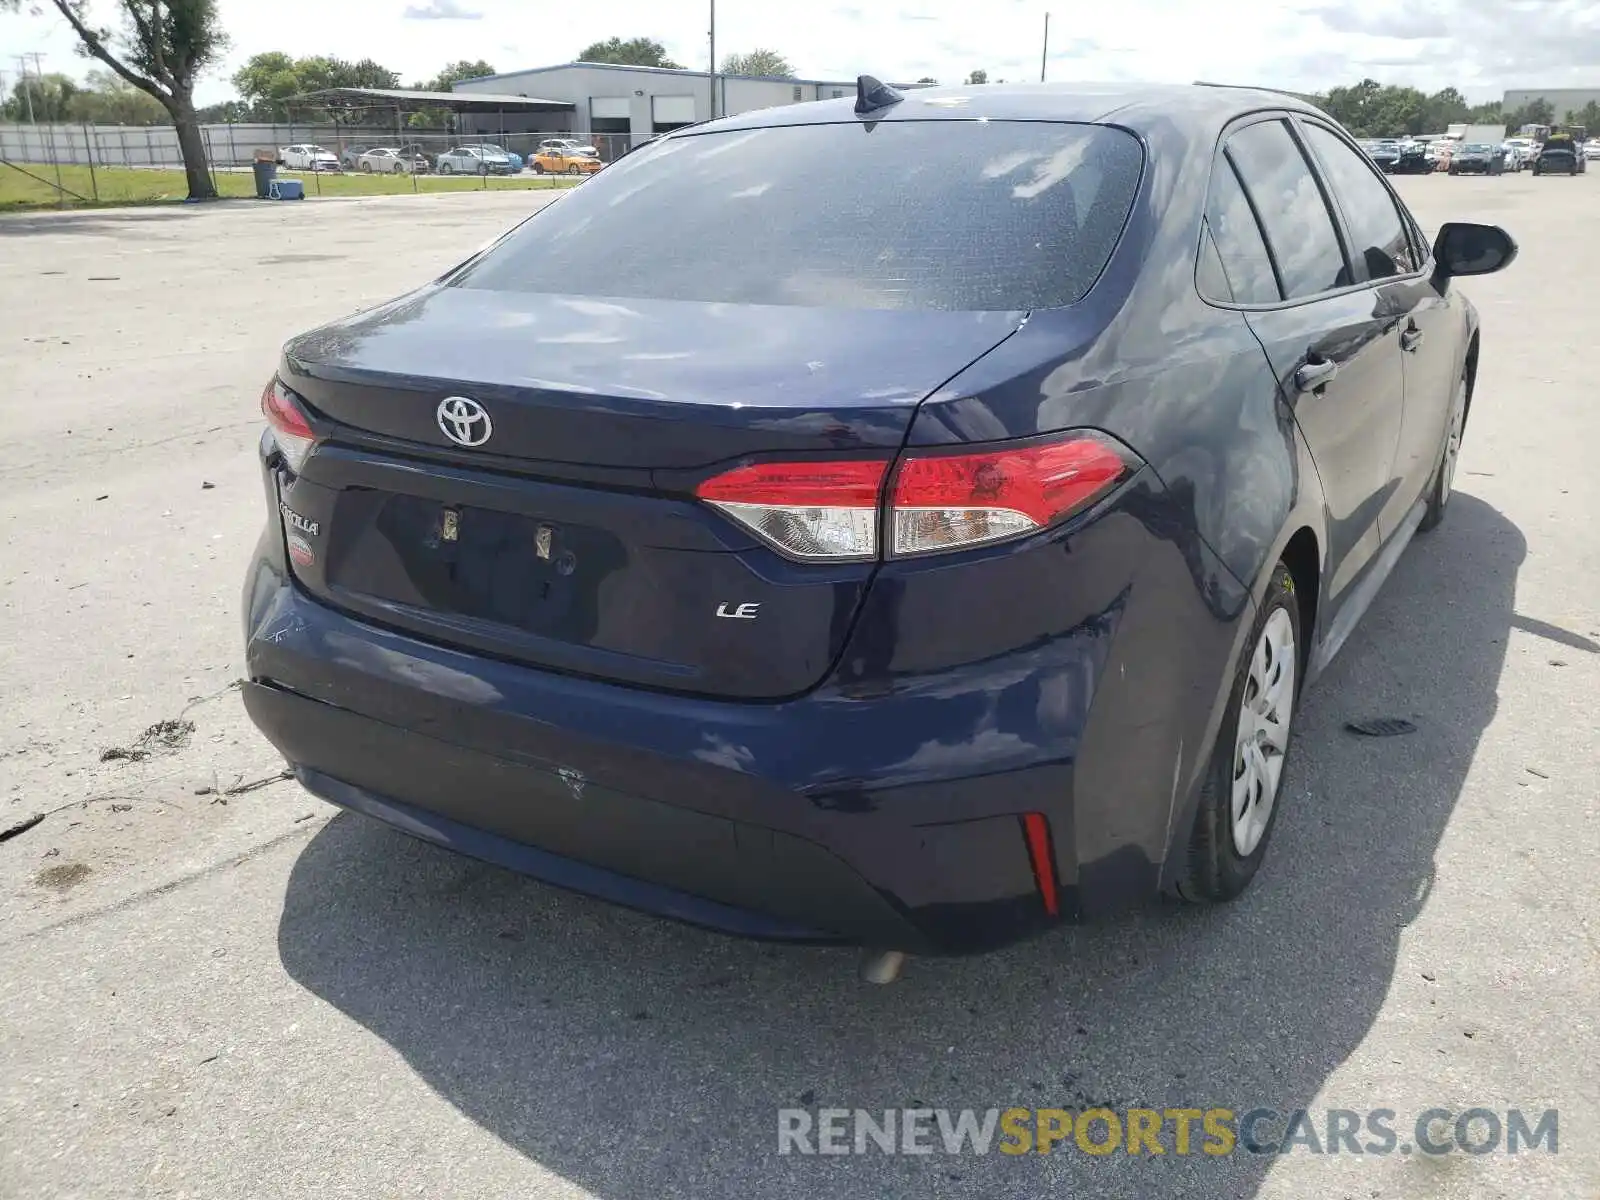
left=1, top=121, right=644, bottom=208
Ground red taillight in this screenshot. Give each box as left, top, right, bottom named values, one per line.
left=695, top=459, right=887, bottom=559
left=889, top=435, right=1135, bottom=556
left=693, top=432, right=1136, bottom=561
left=261, top=378, right=315, bottom=474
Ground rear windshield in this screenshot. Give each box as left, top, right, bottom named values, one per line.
left=454, top=120, right=1144, bottom=311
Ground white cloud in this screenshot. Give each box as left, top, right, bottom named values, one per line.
left=3, top=0, right=1596, bottom=106
left=403, top=0, right=484, bottom=19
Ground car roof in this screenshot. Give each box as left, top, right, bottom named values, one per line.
left=695, top=81, right=1329, bottom=143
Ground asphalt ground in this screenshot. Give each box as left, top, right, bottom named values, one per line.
left=1, top=178, right=1596, bottom=1199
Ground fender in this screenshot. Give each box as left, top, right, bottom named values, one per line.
left=1156, top=416, right=1331, bottom=890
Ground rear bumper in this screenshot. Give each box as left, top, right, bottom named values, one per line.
left=243, top=568, right=1159, bottom=955
left=241, top=456, right=1244, bottom=953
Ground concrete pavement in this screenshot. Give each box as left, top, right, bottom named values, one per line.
left=1, top=179, right=1596, bottom=1199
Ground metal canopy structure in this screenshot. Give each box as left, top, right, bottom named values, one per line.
left=278, top=87, right=578, bottom=152
left=287, top=87, right=575, bottom=114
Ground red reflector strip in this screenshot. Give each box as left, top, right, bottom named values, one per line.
left=1021, top=812, right=1060, bottom=917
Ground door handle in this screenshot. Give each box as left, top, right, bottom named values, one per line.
left=1400, top=324, right=1424, bottom=352
left=1294, top=358, right=1338, bottom=392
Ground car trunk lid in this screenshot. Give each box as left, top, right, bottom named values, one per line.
left=274, top=285, right=1023, bottom=699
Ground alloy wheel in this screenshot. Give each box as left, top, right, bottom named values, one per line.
left=1231, top=607, right=1296, bottom=857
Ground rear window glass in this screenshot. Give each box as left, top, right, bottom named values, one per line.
left=454, top=121, right=1144, bottom=311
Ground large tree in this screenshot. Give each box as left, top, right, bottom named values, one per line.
left=233, top=52, right=400, bottom=123
left=19, top=0, right=228, bottom=199
left=720, top=50, right=793, bottom=79
left=966, top=69, right=988, bottom=85
left=577, top=37, right=682, bottom=69
left=424, top=60, right=497, bottom=93
left=5, top=71, right=79, bottom=121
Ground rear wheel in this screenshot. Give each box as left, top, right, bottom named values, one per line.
left=439, top=162, right=453, bottom=175
left=1175, top=564, right=1301, bottom=904
left=1420, top=372, right=1468, bottom=532
left=393, top=163, right=405, bottom=175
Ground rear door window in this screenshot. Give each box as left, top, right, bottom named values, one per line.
left=1202, top=157, right=1281, bottom=303
left=1224, top=119, right=1351, bottom=300
left=1299, top=123, right=1419, bottom=279
left=455, top=121, right=1145, bottom=311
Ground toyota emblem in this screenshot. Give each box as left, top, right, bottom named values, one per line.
left=437, top=396, right=493, bottom=448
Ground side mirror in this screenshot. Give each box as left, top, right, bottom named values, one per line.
left=1434, top=222, right=1517, bottom=276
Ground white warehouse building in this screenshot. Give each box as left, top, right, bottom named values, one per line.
left=451, top=61, right=917, bottom=153
left=1501, top=87, right=1600, bottom=119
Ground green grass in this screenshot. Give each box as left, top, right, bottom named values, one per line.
left=0, top=163, right=580, bottom=212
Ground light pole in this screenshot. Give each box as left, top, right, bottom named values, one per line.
left=1040, top=12, right=1050, bottom=83
left=709, top=0, right=717, bottom=119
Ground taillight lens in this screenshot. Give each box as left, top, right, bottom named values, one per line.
left=261, top=378, right=315, bottom=474
left=889, top=434, right=1136, bottom=556
left=694, top=433, right=1138, bottom=561
left=696, top=460, right=887, bottom=559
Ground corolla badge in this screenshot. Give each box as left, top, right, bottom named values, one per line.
left=437, top=396, right=493, bottom=447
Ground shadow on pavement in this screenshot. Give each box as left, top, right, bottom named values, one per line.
left=277, top=494, right=1521, bottom=1199
left=0, top=203, right=250, bottom=236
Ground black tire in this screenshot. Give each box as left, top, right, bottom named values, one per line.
left=363, top=162, right=373, bottom=173
left=439, top=162, right=453, bottom=175
left=1174, top=563, right=1302, bottom=904
left=1419, top=371, right=1468, bottom=533
left=393, top=163, right=405, bottom=175
left=532, top=162, right=545, bottom=174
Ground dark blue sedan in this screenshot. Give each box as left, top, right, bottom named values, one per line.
left=242, top=80, right=1515, bottom=963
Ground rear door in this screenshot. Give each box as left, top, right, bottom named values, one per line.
left=1295, top=118, right=1455, bottom=533
left=1214, top=115, right=1406, bottom=606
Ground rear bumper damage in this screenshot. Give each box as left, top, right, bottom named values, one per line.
left=243, top=576, right=1105, bottom=954
left=242, top=457, right=1243, bottom=954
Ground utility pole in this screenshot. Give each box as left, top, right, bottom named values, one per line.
left=15, top=56, right=38, bottom=123
left=1040, top=13, right=1050, bottom=83
left=708, top=0, right=718, bottom=119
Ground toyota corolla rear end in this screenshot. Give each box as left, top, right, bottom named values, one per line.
left=241, top=106, right=1172, bottom=954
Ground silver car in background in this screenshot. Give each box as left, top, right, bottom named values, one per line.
left=435, top=146, right=517, bottom=175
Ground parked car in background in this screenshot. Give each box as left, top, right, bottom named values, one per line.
left=244, top=82, right=1517, bottom=961
left=281, top=145, right=340, bottom=172
left=357, top=147, right=428, bottom=174
left=1365, top=138, right=1402, bottom=170
left=531, top=146, right=604, bottom=175
left=1389, top=140, right=1432, bottom=174
left=538, top=136, right=600, bottom=158
left=339, top=145, right=370, bottom=170
left=1533, top=133, right=1583, bottom=175
left=1448, top=143, right=1505, bottom=175
left=1504, top=138, right=1537, bottom=169
left=471, top=143, right=524, bottom=171
left=397, top=143, right=435, bottom=173
left=1584, top=139, right=1600, bottom=161
left=435, top=146, right=516, bottom=175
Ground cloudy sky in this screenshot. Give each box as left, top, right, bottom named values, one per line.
left=3, top=0, right=1598, bottom=104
